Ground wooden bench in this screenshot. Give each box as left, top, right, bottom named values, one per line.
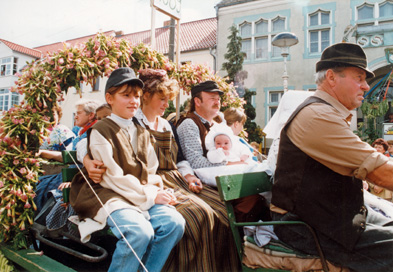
left=0, top=244, right=76, bottom=272
left=216, top=171, right=331, bottom=272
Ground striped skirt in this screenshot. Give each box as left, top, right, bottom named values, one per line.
left=160, top=169, right=240, bottom=272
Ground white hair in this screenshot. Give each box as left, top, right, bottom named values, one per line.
left=75, top=99, right=100, bottom=115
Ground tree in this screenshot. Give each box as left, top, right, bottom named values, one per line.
left=221, top=25, right=262, bottom=144
left=221, top=25, right=246, bottom=83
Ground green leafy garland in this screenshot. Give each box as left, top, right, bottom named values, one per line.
left=0, top=33, right=245, bottom=248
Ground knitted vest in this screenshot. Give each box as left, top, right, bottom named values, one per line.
left=176, top=112, right=211, bottom=156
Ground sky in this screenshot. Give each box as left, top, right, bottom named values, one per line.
left=0, top=0, right=221, bottom=48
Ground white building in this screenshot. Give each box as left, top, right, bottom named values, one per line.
left=0, top=39, right=41, bottom=113
left=216, top=0, right=393, bottom=132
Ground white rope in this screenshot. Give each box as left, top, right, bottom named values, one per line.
left=60, top=140, right=148, bottom=272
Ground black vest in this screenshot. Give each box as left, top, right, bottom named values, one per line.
left=271, top=96, right=367, bottom=250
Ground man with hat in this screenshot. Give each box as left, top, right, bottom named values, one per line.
left=270, top=43, right=393, bottom=271
left=176, top=81, right=226, bottom=176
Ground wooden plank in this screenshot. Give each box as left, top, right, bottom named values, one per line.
left=1, top=245, right=76, bottom=272
left=216, top=171, right=272, bottom=201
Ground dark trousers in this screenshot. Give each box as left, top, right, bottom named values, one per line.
left=273, top=208, right=393, bottom=272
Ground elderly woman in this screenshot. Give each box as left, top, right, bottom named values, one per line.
left=35, top=99, right=100, bottom=211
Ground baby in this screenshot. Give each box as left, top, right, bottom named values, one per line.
left=206, top=125, right=252, bottom=164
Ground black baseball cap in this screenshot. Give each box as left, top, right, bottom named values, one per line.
left=105, top=67, right=144, bottom=93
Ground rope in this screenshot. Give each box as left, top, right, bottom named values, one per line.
left=59, top=140, right=148, bottom=272
left=365, top=70, right=390, bottom=99
left=383, top=70, right=393, bottom=101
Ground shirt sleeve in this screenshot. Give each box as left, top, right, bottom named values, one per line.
left=287, top=104, right=388, bottom=180
left=89, top=129, right=161, bottom=211
left=177, top=119, right=226, bottom=169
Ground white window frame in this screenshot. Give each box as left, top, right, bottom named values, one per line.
left=267, top=90, right=284, bottom=120
left=307, top=10, right=331, bottom=54
left=356, top=1, right=393, bottom=25
left=241, top=16, right=287, bottom=61
left=241, top=39, right=252, bottom=60
left=0, top=88, right=20, bottom=111
left=0, top=57, right=18, bottom=77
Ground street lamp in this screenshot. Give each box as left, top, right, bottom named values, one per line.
left=271, top=32, right=298, bottom=92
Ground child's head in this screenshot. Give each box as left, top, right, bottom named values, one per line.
left=223, top=107, right=247, bottom=136
left=214, top=133, right=232, bottom=151
left=96, top=103, right=112, bottom=120
left=371, top=138, right=388, bottom=154
left=388, top=140, right=393, bottom=154
left=105, top=68, right=144, bottom=119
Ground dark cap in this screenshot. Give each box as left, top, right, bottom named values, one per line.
left=191, top=80, right=224, bottom=97
left=316, top=43, right=374, bottom=79
left=105, top=67, right=144, bottom=93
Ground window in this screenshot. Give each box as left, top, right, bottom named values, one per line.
left=0, top=89, right=20, bottom=111
left=255, top=37, right=268, bottom=59
left=356, top=1, right=393, bottom=25
left=358, top=3, right=374, bottom=20
left=255, top=19, right=268, bottom=34
left=240, top=22, right=252, bottom=36
left=271, top=35, right=282, bottom=58
left=239, top=15, right=287, bottom=62
left=267, top=91, right=283, bottom=120
left=0, top=57, right=18, bottom=76
left=310, top=29, right=330, bottom=53
left=269, top=91, right=283, bottom=103
left=272, top=17, right=285, bottom=32
left=241, top=39, right=252, bottom=60
left=93, top=77, right=100, bottom=91
left=307, top=10, right=331, bottom=53
left=380, top=1, right=393, bottom=17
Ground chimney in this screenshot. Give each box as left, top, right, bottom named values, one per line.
left=115, top=31, right=124, bottom=37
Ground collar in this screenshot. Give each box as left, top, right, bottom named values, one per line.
left=135, top=108, right=171, bottom=132
left=193, top=111, right=214, bottom=126
left=314, top=90, right=353, bottom=124
left=108, top=113, right=135, bottom=130
left=78, top=120, right=97, bottom=136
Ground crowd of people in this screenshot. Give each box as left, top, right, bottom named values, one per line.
left=34, top=41, right=393, bottom=272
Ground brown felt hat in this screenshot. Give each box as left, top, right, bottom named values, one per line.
left=191, top=80, right=224, bottom=97
left=316, top=43, right=374, bottom=79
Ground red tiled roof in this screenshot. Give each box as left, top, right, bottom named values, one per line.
left=123, top=17, right=217, bottom=54
left=33, top=18, right=217, bottom=56
left=0, top=39, right=41, bottom=59
left=34, top=30, right=117, bottom=55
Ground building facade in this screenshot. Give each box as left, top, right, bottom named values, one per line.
left=216, top=0, right=393, bottom=131
left=0, top=39, right=41, bottom=113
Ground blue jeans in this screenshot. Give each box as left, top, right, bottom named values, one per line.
left=107, top=205, right=185, bottom=272
left=273, top=207, right=393, bottom=272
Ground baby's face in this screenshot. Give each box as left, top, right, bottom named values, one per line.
left=215, top=134, right=232, bottom=151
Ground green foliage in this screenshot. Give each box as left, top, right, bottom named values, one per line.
left=0, top=251, right=15, bottom=272
left=355, top=100, right=389, bottom=144
left=243, top=89, right=263, bottom=143
left=221, top=25, right=245, bottom=83
left=163, top=100, right=176, bottom=119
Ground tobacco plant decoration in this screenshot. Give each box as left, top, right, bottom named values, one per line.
left=0, top=33, right=244, bottom=248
